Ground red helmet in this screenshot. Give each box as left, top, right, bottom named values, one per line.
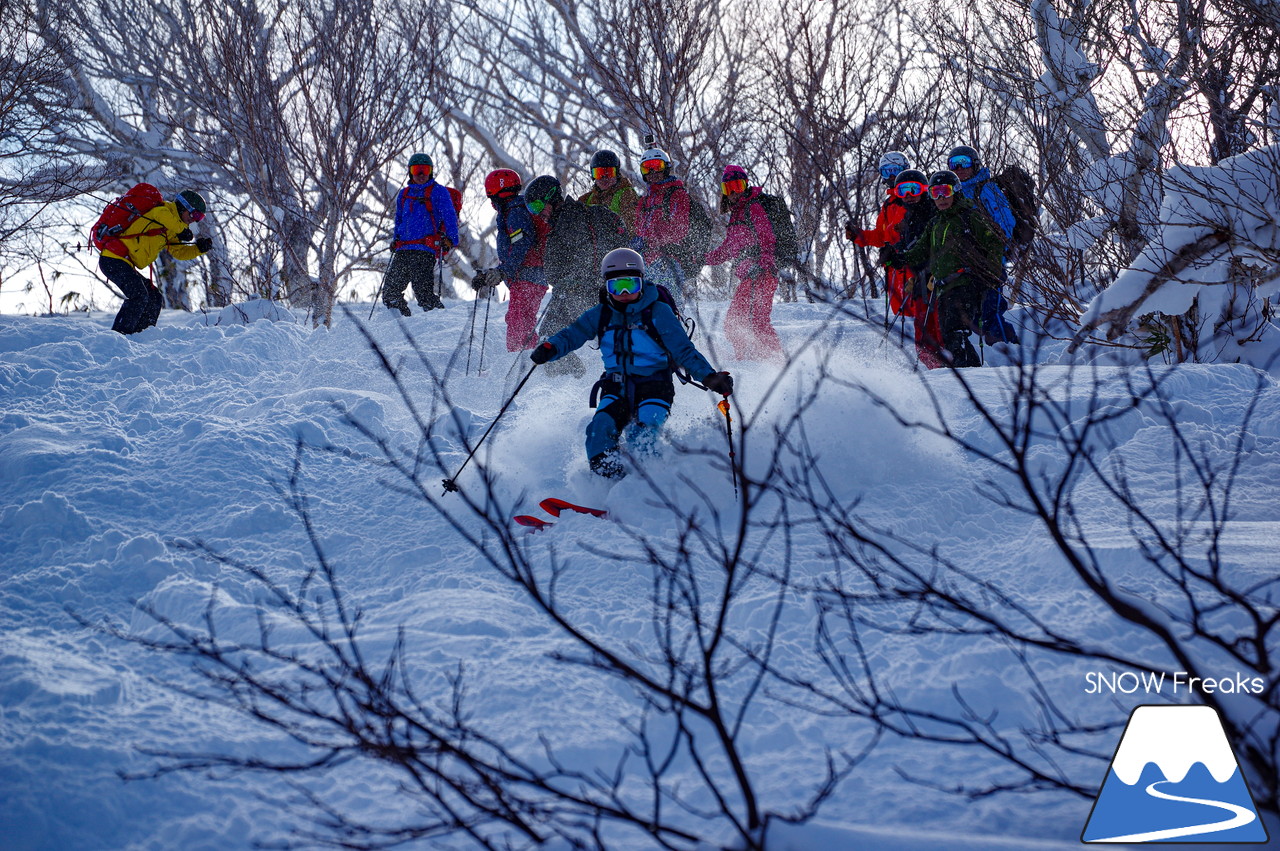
left=484, top=168, right=522, bottom=199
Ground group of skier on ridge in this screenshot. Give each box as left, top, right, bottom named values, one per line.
left=92, top=139, right=1025, bottom=483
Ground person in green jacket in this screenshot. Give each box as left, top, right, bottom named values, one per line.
left=578, top=149, right=640, bottom=239
left=885, top=170, right=1005, bottom=367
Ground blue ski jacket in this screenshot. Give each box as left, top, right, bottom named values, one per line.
left=543, top=282, right=714, bottom=381
left=494, top=194, right=546, bottom=286
left=393, top=181, right=459, bottom=254
left=959, top=167, right=1015, bottom=242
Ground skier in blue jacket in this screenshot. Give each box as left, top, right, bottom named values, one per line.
left=530, top=248, right=733, bottom=479
left=948, top=145, right=1018, bottom=344
left=383, top=153, right=460, bottom=315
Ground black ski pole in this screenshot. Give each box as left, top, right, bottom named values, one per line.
left=442, top=363, right=539, bottom=495
left=717, top=397, right=739, bottom=500
left=465, top=288, right=480, bottom=375
left=478, top=289, right=492, bottom=374
left=369, top=249, right=391, bottom=320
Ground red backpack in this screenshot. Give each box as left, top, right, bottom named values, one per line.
left=90, top=183, right=166, bottom=255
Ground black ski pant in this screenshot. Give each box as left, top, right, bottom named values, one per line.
left=383, top=250, right=442, bottom=313
left=938, top=279, right=983, bottom=367
left=103, top=257, right=162, bottom=335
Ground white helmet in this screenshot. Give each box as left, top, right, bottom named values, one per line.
left=879, top=151, right=910, bottom=171
left=639, top=147, right=671, bottom=171
left=601, top=247, right=646, bottom=279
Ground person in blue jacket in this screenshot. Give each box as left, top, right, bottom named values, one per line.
left=948, top=145, right=1018, bottom=344
left=473, top=168, right=549, bottom=350
left=530, top=248, right=733, bottom=479
left=383, top=153, right=459, bottom=315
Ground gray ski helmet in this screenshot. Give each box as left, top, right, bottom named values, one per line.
left=525, top=175, right=562, bottom=205
left=947, top=145, right=981, bottom=170
left=929, top=169, right=961, bottom=187
left=601, top=247, right=645, bottom=279
left=590, top=149, right=621, bottom=170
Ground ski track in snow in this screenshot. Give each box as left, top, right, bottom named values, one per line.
left=2, top=302, right=1277, bottom=850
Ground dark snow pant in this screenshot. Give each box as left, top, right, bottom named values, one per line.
left=585, top=373, right=675, bottom=478
left=383, top=250, right=443, bottom=314
left=103, top=257, right=162, bottom=335
left=938, top=280, right=983, bottom=368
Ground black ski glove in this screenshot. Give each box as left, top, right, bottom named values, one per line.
left=195, top=237, right=214, bottom=254
left=530, top=342, right=555, bottom=364
left=844, top=221, right=857, bottom=242
left=703, top=371, right=733, bottom=396
left=880, top=246, right=901, bottom=268
left=176, top=228, right=194, bottom=243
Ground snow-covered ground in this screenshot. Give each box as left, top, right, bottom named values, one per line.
left=2, top=297, right=1277, bottom=850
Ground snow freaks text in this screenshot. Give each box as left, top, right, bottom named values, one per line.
left=1085, top=671, right=1267, bottom=696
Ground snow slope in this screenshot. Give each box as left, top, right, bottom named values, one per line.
left=1, top=299, right=1277, bottom=850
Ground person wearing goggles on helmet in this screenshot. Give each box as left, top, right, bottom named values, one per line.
left=635, top=144, right=696, bottom=308
left=578, top=150, right=640, bottom=239
left=383, top=153, right=458, bottom=316
left=472, top=168, right=551, bottom=351
left=947, top=144, right=1019, bottom=345
left=97, top=187, right=213, bottom=335
left=883, top=169, right=1005, bottom=368
left=524, top=174, right=630, bottom=378
left=845, top=152, right=919, bottom=317
left=529, top=248, right=732, bottom=480
left=704, top=164, right=786, bottom=362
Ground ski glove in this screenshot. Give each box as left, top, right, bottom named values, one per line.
left=195, top=237, right=214, bottom=254
left=844, top=221, right=857, bottom=242
left=530, top=342, right=555, bottom=365
left=879, top=246, right=901, bottom=268
left=702, top=371, right=734, bottom=396
left=176, top=228, right=194, bottom=243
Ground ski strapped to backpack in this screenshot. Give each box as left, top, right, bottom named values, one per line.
left=89, top=183, right=167, bottom=256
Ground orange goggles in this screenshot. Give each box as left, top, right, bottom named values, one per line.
left=592, top=166, right=617, bottom=180
left=721, top=178, right=747, bottom=196
left=409, top=164, right=433, bottom=178
left=929, top=184, right=956, bottom=199
left=640, top=158, right=667, bottom=175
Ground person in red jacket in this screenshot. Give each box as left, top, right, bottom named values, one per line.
left=635, top=146, right=693, bottom=306
left=705, top=165, right=785, bottom=362
left=847, top=151, right=911, bottom=313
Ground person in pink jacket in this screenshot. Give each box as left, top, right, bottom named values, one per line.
left=705, top=165, right=785, bottom=361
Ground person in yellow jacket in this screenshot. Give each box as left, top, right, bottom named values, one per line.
left=100, top=189, right=213, bottom=335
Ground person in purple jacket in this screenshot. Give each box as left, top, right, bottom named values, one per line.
left=382, top=153, right=459, bottom=316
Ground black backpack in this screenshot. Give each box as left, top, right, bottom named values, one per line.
left=991, top=166, right=1037, bottom=247
left=754, top=192, right=801, bottom=270
left=666, top=193, right=713, bottom=278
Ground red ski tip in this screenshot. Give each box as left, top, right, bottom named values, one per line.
left=513, top=515, right=553, bottom=530
left=538, top=498, right=608, bottom=518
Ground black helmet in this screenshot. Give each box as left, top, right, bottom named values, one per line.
left=947, top=145, right=981, bottom=170
left=176, top=190, right=207, bottom=215
left=590, top=150, right=621, bottom=170
left=525, top=175, right=562, bottom=205
left=894, top=168, right=928, bottom=187
left=929, top=169, right=960, bottom=187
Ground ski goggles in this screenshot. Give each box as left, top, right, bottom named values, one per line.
left=605, top=275, right=643, bottom=296
left=526, top=198, right=549, bottom=214
left=640, top=158, right=668, bottom=175
left=894, top=181, right=926, bottom=198
left=409, top=164, right=433, bottom=178
left=929, top=184, right=956, bottom=199
left=721, top=178, right=747, bottom=196
left=592, top=166, right=617, bottom=180
left=947, top=155, right=974, bottom=170
left=879, top=164, right=904, bottom=180
left=175, top=194, right=205, bottom=222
